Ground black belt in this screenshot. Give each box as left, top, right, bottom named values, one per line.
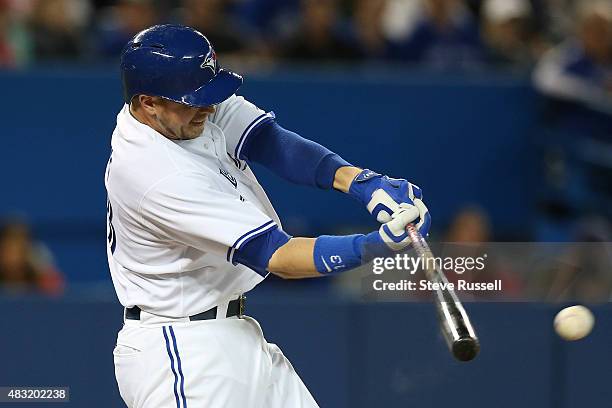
left=125, top=296, right=245, bottom=321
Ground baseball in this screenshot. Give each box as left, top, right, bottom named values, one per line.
left=554, top=305, right=595, bottom=341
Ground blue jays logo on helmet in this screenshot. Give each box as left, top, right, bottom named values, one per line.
left=200, top=49, right=217, bottom=73
left=120, top=24, right=243, bottom=107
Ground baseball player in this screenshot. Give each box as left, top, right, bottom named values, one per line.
left=106, top=24, right=430, bottom=408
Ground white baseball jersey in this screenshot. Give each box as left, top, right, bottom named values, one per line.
left=105, top=95, right=279, bottom=318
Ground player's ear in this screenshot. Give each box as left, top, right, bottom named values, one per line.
left=138, top=95, right=159, bottom=115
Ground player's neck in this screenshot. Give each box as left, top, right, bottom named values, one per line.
left=129, top=104, right=148, bottom=126
left=129, top=104, right=164, bottom=137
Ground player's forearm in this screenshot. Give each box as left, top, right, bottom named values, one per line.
left=332, top=166, right=362, bottom=193
left=268, top=238, right=321, bottom=278
left=268, top=233, right=369, bottom=279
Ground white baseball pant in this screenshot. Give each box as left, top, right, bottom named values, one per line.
left=113, top=310, right=320, bottom=408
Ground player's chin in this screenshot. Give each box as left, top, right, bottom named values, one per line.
left=183, top=123, right=205, bottom=138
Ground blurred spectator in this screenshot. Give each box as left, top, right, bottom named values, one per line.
left=381, top=0, right=422, bottom=43
left=348, top=0, right=389, bottom=59
left=179, top=0, right=251, bottom=55
left=0, top=0, right=32, bottom=67
left=95, top=0, right=159, bottom=58
left=280, top=0, right=360, bottom=62
left=385, top=0, right=487, bottom=70
left=481, top=0, right=546, bottom=68
left=29, top=0, right=89, bottom=62
left=0, top=0, right=16, bottom=66
left=443, top=207, right=524, bottom=299
left=530, top=217, right=612, bottom=301
left=532, top=0, right=612, bottom=237
left=0, top=219, right=64, bottom=296
left=233, top=0, right=300, bottom=41
left=533, top=0, right=612, bottom=113
left=540, top=0, right=576, bottom=41
left=445, top=206, right=491, bottom=243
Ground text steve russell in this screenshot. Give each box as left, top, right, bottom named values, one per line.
left=372, top=279, right=502, bottom=292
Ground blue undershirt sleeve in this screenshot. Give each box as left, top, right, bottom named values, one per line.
left=233, top=226, right=291, bottom=276
left=240, top=120, right=352, bottom=189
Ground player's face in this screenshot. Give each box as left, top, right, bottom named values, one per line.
left=154, top=99, right=216, bottom=140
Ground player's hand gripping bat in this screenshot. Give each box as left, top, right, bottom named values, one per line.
left=405, top=224, right=480, bottom=361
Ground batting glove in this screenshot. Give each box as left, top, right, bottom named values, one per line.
left=349, top=169, right=431, bottom=236
left=377, top=204, right=422, bottom=250
left=358, top=203, right=425, bottom=261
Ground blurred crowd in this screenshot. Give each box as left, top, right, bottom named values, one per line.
left=0, top=218, right=64, bottom=296
left=0, top=0, right=608, bottom=73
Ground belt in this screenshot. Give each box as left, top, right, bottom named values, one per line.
left=125, top=295, right=245, bottom=321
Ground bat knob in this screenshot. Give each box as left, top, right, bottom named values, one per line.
left=452, top=337, right=480, bottom=362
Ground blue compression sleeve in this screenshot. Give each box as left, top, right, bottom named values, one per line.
left=313, top=232, right=391, bottom=275
left=240, top=120, right=352, bottom=189
left=233, top=226, right=291, bottom=276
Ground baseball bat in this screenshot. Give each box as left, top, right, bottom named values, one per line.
left=405, top=224, right=480, bottom=362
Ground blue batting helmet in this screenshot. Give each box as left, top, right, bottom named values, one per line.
left=120, top=24, right=242, bottom=107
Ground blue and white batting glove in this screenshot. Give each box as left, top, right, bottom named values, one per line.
left=375, top=203, right=421, bottom=251
left=348, top=169, right=431, bottom=237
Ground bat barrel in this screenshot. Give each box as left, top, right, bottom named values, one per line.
left=437, top=300, right=480, bottom=361
left=452, top=337, right=480, bottom=362
left=405, top=224, right=480, bottom=362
